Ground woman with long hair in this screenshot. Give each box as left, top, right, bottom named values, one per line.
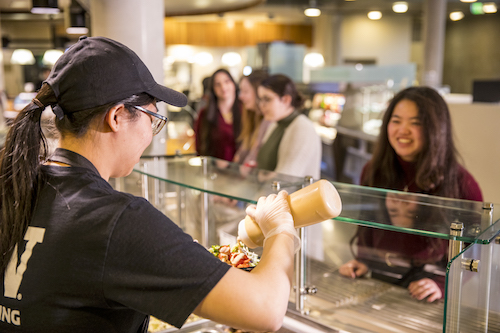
left=340, top=86, right=482, bottom=302
left=195, top=68, right=242, bottom=161
left=233, top=69, right=270, bottom=168
left=0, top=36, right=297, bottom=332
left=362, top=86, right=481, bottom=198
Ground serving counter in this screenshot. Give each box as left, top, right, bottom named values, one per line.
left=111, top=155, right=500, bottom=333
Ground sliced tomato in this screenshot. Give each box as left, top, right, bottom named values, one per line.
left=219, top=245, right=230, bottom=254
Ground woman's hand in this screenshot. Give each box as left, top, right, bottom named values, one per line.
left=408, top=278, right=442, bottom=302
left=339, top=259, right=368, bottom=278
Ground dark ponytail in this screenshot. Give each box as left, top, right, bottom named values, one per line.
left=0, top=83, right=56, bottom=273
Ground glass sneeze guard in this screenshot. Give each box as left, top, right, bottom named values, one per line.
left=114, top=155, right=500, bottom=333
left=132, top=155, right=499, bottom=244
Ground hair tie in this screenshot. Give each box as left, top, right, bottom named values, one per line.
left=32, top=98, right=45, bottom=109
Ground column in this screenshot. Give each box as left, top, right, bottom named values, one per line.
left=90, top=0, right=167, bottom=156
left=422, top=0, right=447, bottom=89
left=313, top=13, right=342, bottom=66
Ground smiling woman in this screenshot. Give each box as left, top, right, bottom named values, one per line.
left=361, top=86, right=482, bottom=200
left=338, top=86, right=483, bottom=303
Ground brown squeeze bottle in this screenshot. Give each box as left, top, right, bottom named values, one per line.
left=238, top=179, right=342, bottom=248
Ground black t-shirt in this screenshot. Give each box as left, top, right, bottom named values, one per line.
left=0, top=149, right=230, bottom=332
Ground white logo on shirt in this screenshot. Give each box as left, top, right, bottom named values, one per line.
left=4, top=227, right=45, bottom=300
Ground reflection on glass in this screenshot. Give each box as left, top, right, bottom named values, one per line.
left=385, top=192, right=418, bottom=228
left=340, top=192, right=449, bottom=302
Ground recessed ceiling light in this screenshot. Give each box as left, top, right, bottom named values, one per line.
left=392, top=2, right=408, bottom=13
left=483, top=2, right=497, bottom=13
left=449, top=11, right=465, bottom=21
left=367, top=11, right=382, bottom=20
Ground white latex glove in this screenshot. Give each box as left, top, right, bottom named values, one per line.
left=245, top=191, right=300, bottom=252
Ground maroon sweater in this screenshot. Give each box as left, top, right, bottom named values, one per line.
left=361, top=157, right=483, bottom=201
left=194, top=107, right=238, bottom=162
left=356, top=159, right=483, bottom=297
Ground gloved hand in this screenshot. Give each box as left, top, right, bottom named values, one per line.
left=245, top=191, right=300, bottom=252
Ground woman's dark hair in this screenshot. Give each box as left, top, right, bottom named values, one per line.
left=0, top=83, right=153, bottom=273
left=237, top=69, right=269, bottom=150
left=362, top=86, right=461, bottom=198
left=197, top=68, right=241, bottom=157
left=260, top=74, right=304, bottom=109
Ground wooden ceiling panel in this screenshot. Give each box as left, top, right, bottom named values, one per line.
left=164, top=0, right=265, bottom=16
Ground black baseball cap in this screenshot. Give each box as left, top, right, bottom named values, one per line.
left=45, top=36, right=187, bottom=114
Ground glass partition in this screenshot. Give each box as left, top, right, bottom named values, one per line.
left=131, top=155, right=496, bottom=242
left=445, top=240, right=500, bottom=332
left=110, top=155, right=500, bottom=333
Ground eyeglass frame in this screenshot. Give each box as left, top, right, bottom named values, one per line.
left=127, top=104, right=168, bottom=136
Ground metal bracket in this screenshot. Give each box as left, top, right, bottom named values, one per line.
left=301, top=286, right=318, bottom=295
left=448, top=222, right=464, bottom=260
left=483, top=202, right=494, bottom=210
left=461, top=259, right=480, bottom=272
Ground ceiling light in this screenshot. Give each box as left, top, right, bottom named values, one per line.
left=170, top=45, right=195, bottom=61
left=244, top=20, right=254, bottom=29
left=243, top=66, right=253, bottom=76
left=66, top=0, right=88, bottom=34
left=193, top=52, right=213, bottom=66
left=304, top=0, right=321, bottom=17
left=460, top=0, right=477, bottom=2
left=221, top=52, right=241, bottom=67
left=392, top=2, right=408, bottom=13
left=367, top=11, right=383, bottom=20
left=304, top=8, right=321, bottom=17
left=483, top=2, right=497, bottom=13
left=66, top=27, right=89, bottom=34
left=163, top=56, right=175, bottom=69
left=449, top=11, right=465, bottom=21
left=304, top=52, right=325, bottom=67
left=42, top=49, right=63, bottom=66
left=11, top=49, right=36, bottom=65
left=31, top=0, right=60, bottom=14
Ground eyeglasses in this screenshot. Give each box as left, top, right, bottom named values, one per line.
left=129, top=105, right=168, bottom=136
left=257, top=96, right=275, bottom=105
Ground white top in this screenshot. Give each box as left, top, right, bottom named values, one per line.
left=273, top=114, right=322, bottom=179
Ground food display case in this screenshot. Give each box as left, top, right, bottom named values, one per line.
left=111, top=155, right=500, bottom=333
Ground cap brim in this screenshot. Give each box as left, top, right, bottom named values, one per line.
left=149, top=84, right=188, bottom=108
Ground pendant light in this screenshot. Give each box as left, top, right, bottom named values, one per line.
left=66, top=0, right=88, bottom=35
left=304, top=0, right=321, bottom=17
left=11, top=49, right=36, bottom=65
left=31, top=0, right=60, bottom=14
